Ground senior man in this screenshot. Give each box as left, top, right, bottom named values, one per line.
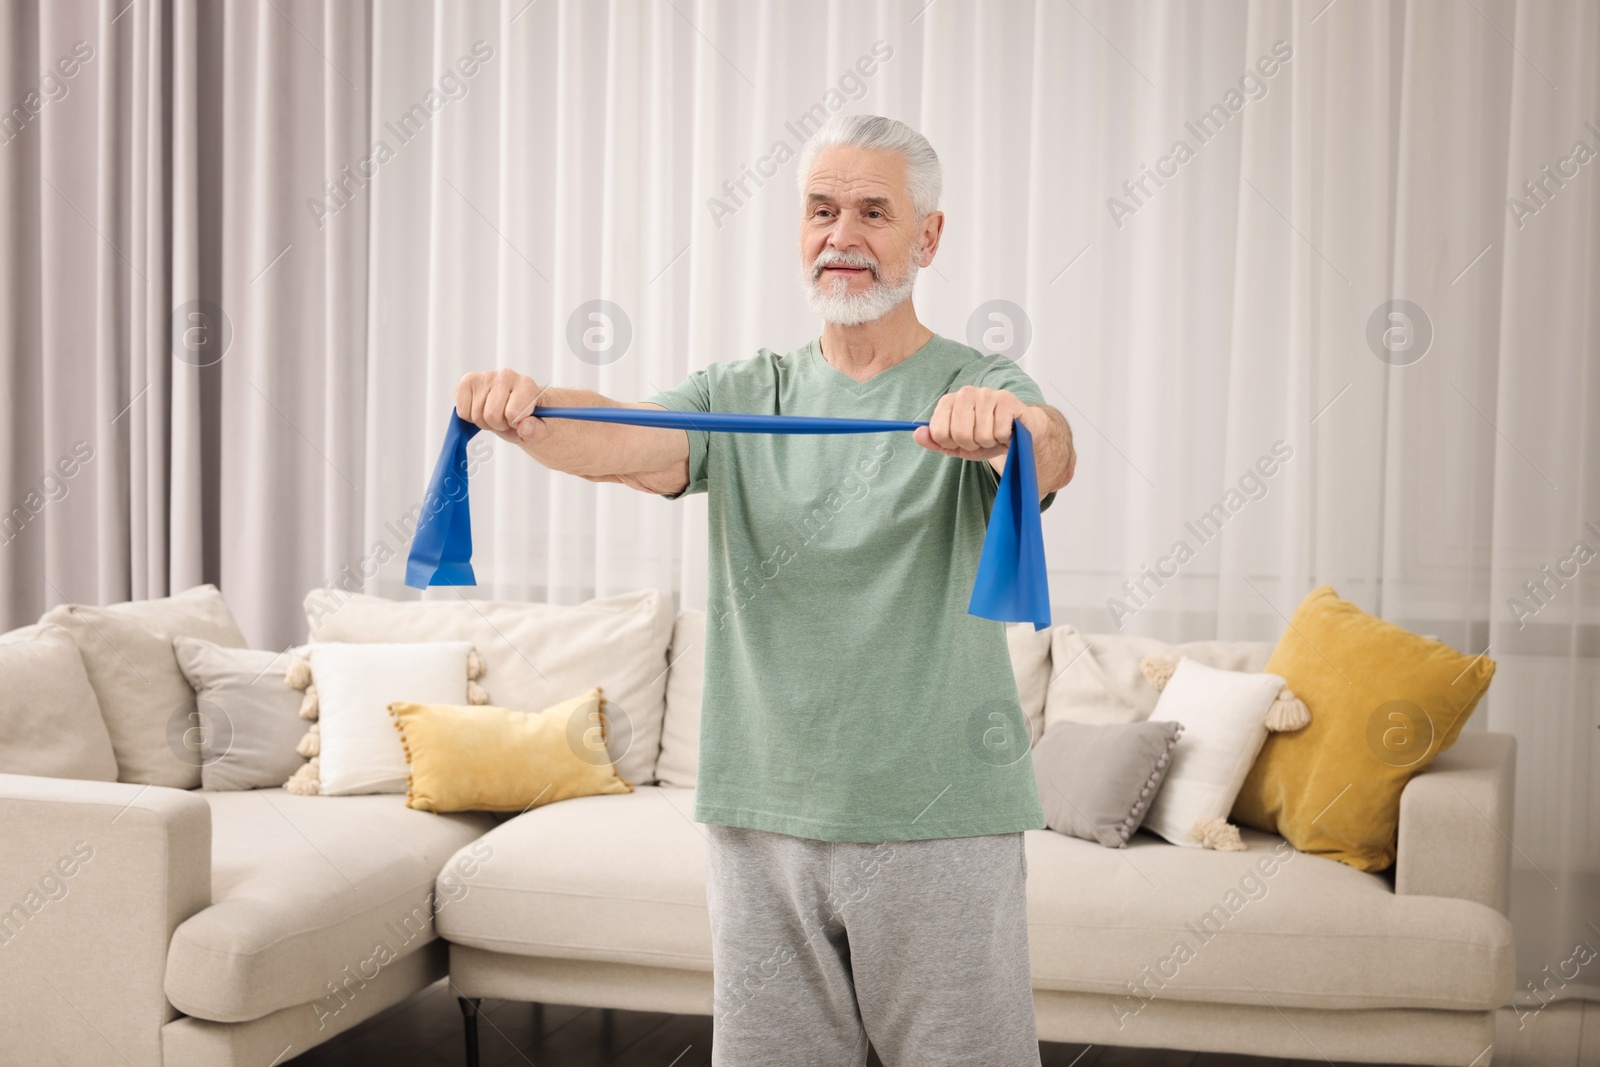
left=456, top=113, right=1075, bottom=1066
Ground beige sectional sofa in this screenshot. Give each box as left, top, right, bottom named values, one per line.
left=0, top=588, right=1517, bottom=1066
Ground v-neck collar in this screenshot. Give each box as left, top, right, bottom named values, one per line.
left=809, top=334, right=942, bottom=393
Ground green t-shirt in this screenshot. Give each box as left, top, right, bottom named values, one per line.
left=646, top=333, right=1053, bottom=842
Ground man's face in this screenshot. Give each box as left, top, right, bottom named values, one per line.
left=799, top=146, right=934, bottom=326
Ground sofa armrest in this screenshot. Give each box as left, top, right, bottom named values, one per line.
left=1395, top=732, right=1516, bottom=915
left=0, top=774, right=211, bottom=1067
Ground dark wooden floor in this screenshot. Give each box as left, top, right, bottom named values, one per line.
left=285, top=979, right=1598, bottom=1067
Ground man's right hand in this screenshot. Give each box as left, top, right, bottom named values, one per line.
left=451, top=369, right=693, bottom=496
left=455, top=368, right=544, bottom=445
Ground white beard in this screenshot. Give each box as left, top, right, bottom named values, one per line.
left=802, top=254, right=919, bottom=326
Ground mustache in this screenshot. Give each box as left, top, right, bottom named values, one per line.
left=810, top=250, right=880, bottom=278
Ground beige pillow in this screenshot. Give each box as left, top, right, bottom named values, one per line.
left=43, top=584, right=248, bottom=787
left=654, top=612, right=1057, bottom=789
left=0, top=624, right=117, bottom=781
left=1045, top=625, right=1274, bottom=730
left=303, top=589, right=674, bottom=788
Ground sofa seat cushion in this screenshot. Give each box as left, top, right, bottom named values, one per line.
left=1024, top=826, right=1513, bottom=1012
left=435, top=786, right=712, bottom=972
left=432, top=789, right=1511, bottom=1014
left=165, top=789, right=494, bottom=1023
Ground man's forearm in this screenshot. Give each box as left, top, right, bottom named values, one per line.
left=456, top=370, right=691, bottom=494
left=510, top=387, right=686, bottom=481
left=1028, top=405, right=1075, bottom=495
left=987, top=404, right=1075, bottom=497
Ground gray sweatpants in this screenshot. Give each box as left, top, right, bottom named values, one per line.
left=705, top=824, right=1041, bottom=1067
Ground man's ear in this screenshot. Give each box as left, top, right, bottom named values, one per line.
left=918, top=210, right=946, bottom=266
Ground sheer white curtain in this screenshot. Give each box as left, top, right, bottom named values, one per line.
left=364, top=0, right=1599, bottom=1006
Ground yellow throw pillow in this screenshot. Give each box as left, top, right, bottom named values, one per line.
left=1231, top=585, right=1495, bottom=872
left=389, top=687, right=633, bottom=813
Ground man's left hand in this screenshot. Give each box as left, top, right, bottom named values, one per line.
left=914, top=385, right=1048, bottom=462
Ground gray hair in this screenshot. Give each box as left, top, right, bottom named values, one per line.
left=795, top=114, right=942, bottom=218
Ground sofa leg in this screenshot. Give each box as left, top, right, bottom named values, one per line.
left=602, top=1006, right=615, bottom=1059
left=458, top=996, right=482, bottom=1067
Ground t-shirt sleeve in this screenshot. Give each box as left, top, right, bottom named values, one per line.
left=976, top=358, right=1058, bottom=513
left=642, top=370, right=712, bottom=499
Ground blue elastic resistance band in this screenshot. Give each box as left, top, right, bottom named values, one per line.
left=405, top=407, right=1051, bottom=628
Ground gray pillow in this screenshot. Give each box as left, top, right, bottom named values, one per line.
left=1032, top=720, right=1183, bottom=848
left=0, top=624, right=118, bottom=781
left=173, top=637, right=307, bottom=791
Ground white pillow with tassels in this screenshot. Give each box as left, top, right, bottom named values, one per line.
left=282, top=641, right=488, bottom=796
left=1139, top=657, right=1303, bottom=851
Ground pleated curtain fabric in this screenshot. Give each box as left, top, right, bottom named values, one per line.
left=1, top=0, right=1596, bottom=1007
left=0, top=0, right=369, bottom=645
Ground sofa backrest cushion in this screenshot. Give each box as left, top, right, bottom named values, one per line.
left=1008, top=622, right=1053, bottom=746
left=0, top=623, right=118, bottom=781
left=42, top=584, right=249, bottom=788
left=1046, top=624, right=1274, bottom=730
left=303, top=589, right=675, bottom=788
left=654, top=613, right=1057, bottom=788
left=655, top=610, right=705, bottom=788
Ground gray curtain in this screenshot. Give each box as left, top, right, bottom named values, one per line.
left=0, top=0, right=369, bottom=648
